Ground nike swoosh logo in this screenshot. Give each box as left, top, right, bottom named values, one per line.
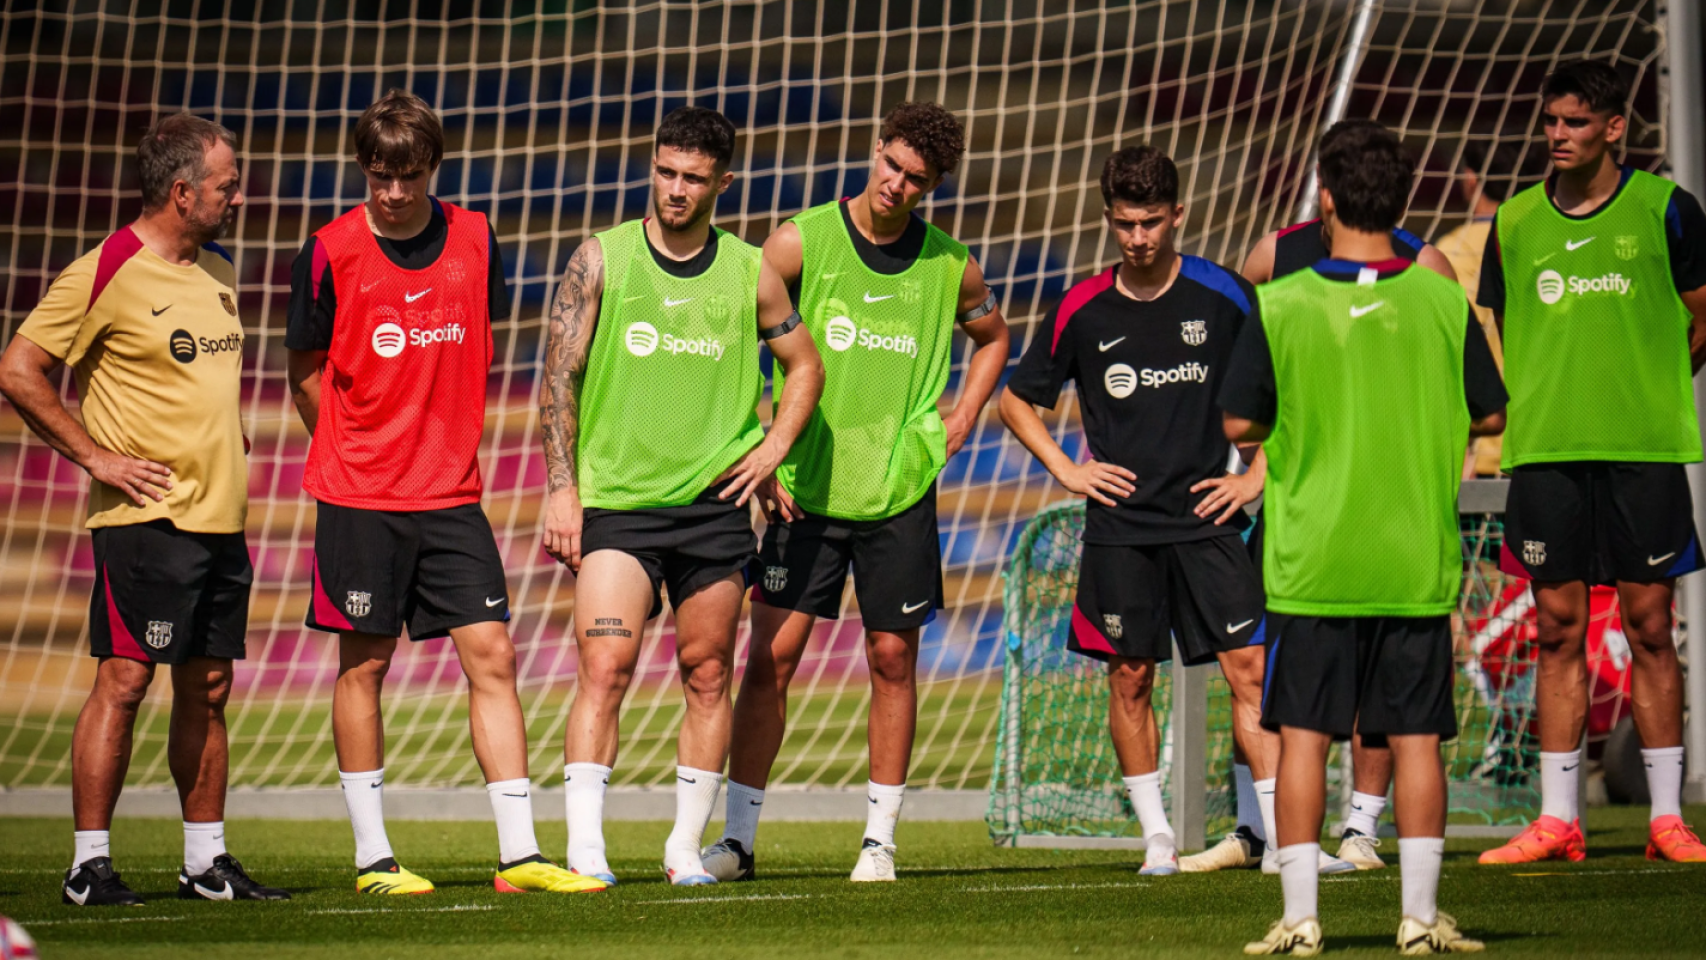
left=361, top=280, right=383, bottom=292
left=869, top=796, right=879, bottom=804
left=1648, top=552, right=1676, bottom=566
left=194, top=881, right=234, bottom=900
left=624, top=294, right=646, bottom=302
left=370, top=780, right=382, bottom=788
left=485, top=596, right=505, bottom=607
left=864, top=292, right=895, bottom=303
left=1226, top=619, right=1255, bottom=633
left=404, top=289, right=431, bottom=302
left=1098, top=337, right=1126, bottom=352
left=1349, top=301, right=1385, bottom=318
left=749, top=800, right=762, bottom=805
left=821, top=273, right=839, bottom=280
left=502, top=792, right=528, bottom=798
left=1562, top=763, right=1580, bottom=772
left=901, top=600, right=930, bottom=614
left=679, top=776, right=697, bottom=784
left=1532, top=252, right=1559, bottom=267
left=1565, top=237, right=1596, bottom=251
left=664, top=297, right=693, bottom=307
left=64, top=883, right=90, bottom=905
left=151, top=305, right=172, bottom=316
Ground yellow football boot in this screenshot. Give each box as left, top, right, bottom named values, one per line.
left=494, top=855, right=609, bottom=894
left=356, top=858, right=435, bottom=895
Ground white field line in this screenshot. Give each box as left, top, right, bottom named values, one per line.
left=627, top=893, right=813, bottom=904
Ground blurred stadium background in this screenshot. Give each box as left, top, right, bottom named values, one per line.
left=0, top=1, right=1699, bottom=841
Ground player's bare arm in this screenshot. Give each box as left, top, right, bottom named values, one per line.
left=997, top=387, right=1135, bottom=507
left=286, top=348, right=326, bottom=434
left=540, top=237, right=604, bottom=571
left=1471, top=409, right=1506, bottom=437
left=1190, top=446, right=1265, bottom=525
left=0, top=334, right=172, bottom=506
left=749, top=223, right=807, bottom=521
left=715, top=255, right=824, bottom=511
left=1683, top=285, right=1706, bottom=372
left=944, top=255, right=1011, bottom=459
left=1222, top=413, right=1269, bottom=445
left=1416, top=243, right=1460, bottom=283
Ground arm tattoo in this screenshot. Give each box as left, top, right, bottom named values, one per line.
left=540, top=240, right=602, bottom=492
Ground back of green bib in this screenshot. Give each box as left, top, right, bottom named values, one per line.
left=575, top=221, right=765, bottom=509
left=1260, top=267, right=1470, bottom=617
left=777, top=201, right=968, bottom=521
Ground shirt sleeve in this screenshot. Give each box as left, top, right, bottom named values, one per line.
left=1005, top=305, right=1075, bottom=409
left=488, top=227, right=512, bottom=323
left=15, top=253, right=99, bottom=364
left=1216, top=297, right=1277, bottom=425
left=1666, top=188, right=1706, bottom=293
left=1475, top=210, right=1505, bottom=314
left=1462, top=302, right=1508, bottom=420
left=284, top=236, right=336, bottom=351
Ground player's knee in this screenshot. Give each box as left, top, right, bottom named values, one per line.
left=680, top=655, right=732, bottom=706
left=867, top=636, right=916, bottom=686
left=578, top=654, right=633, bottom=701
left=195, top=667, right=234, bottom=711
left=98, top=662, right=154, bottom=711
left=1624, top=619, right=1678, bottom=661
left=463, top=636, right=518, bottom=686
left=1108, top=659, right=1156, bottom=702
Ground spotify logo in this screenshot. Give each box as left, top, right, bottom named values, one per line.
left=1536, top=270, right=1565, bottom=305
left=1104, top=363, right=1137, bottom=399
left=169, top=329, right=197, bottom=363
left=625, top=321, right=659, bottom=357
left=824, top=316, right=858, bottom=352
left=371, top=322, right=406, bottom=358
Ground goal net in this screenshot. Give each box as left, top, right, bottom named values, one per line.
left=0, top=1, right=1668, bottom=813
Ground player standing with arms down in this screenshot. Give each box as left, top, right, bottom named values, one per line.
left=1224, top=123, right=1505, bottom=955
left=0, top=115, right=287, bottom=905
left=1477, top=60, right=1706, bottom=865
left=702, top=102, right=1011, bottom=882
left=287, top=91, right=601, bottom=896
left=539, top=107, right=823, bottom=886
left=998, top=147, right=1277, bottom=876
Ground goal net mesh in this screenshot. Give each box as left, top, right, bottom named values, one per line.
left=0, top=1, right=1667, bottom=816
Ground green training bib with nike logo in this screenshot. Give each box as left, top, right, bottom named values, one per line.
left=1259, top=267, right=1471, bottom=617
left=575, top=220, right=765, bottom=509
left=776, top=201, right=969, bottom=520
left=1496, top=169, right=1701, bottom=468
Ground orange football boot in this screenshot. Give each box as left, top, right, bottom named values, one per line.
left=1477, top=815, right=1586, bottom=864
left=1646, top=815, right=1706, bottom=862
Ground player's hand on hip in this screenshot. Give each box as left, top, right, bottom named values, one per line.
left=1056, top=459, right=1136, bottom=507
left=542, top=487, right=584, bottom=572
left=756, top=475, right=799, bottom=524
left=714, top=437, right=784, bottom=509
left=1190, top=470, right=1262, bottom=525
left=85, top=448, right=172, bottom=507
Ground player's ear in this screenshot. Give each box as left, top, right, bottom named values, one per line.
left=717, top=169, right=735, bottom=196
left=1318, top=186, right=1335, bottom=222
left=1171, top=204, right=1185, bottom=228
left=1603, top=112, right=1627, bottom=145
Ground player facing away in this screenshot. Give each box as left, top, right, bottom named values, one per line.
left=998, top=147, right=1277, bottom=877
left=1224, top=122, right=1505, bottom=956
left=1477, top=61, right=1706, bottom=865
left=1220, top=118, right=1464, bottom=876
left=286, top=91, right=601, bottom=896
left=539, top=106, right=824, bottom=886
left=702, top=102, right=1011, bottom=883
left=0, top=115, right=286, bottom=905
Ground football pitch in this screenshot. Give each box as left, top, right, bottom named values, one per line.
left=3, top=806, right=1703, bottom=959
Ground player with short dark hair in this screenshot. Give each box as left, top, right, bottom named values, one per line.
left=1225, top=121, right=1504, bottom=956
left=1, top=113, right=287, bottom=905
left=287, top=89, right=602, bottom=896
left=998, top=145, right=1277, bottom=877
left=1477, top=59, right=1706, bottom=865
left=702, top=101, right=1010, bottom=883
left=539, top=105, right=823, bottom=886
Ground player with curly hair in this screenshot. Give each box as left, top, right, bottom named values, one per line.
left=702, top=101, right=1011, bottom=883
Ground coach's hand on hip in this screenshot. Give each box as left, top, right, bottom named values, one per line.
left=543, top=486, right=585, bottom=572
left=87, top=447, right=174, bottom=507
left=1055, top=458, right=1136, bottom=508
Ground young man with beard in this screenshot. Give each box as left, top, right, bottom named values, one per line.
left=539, top=106, right=824, bottom=886
left=702, top=101, right=1010, bottom=883
left=998, top=146, right=1277, bottom=877
left=0, top=114, right=286, bottom=905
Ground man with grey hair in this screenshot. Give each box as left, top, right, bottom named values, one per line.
left=0, top=113, right=286, bottom=905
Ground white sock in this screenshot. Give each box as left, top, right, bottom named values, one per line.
left=1538, top=749, right=1582, bottom=823
left=1234, top=763, right=1260, bottom=836
left=1124, top=772, right=1175, bottom=860
left=183, top=821, right=226, bottom=875
left=565, top=762, right=612, bottom=877
left=1346, top=790, right=1387, bottom=837
left=865, top=781, right=906, bottom=846
left=1643, top=746, right=1686, bottom=821
left=1399, top=837, right=1444, bottom=926
left=1278, top=843, right=1320, bottom=926
left=722, top=780, right=765, bottom=849
left=1255, top=777, right=1278, bottom=847
left=665, top=766, right=724, bottom=871
left=73, top=830, right=111, bottom=869
left=339, top=768, right=395, bottom=869
left=485, top=777, right=541, bottom=865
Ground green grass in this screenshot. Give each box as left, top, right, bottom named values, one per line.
left=3, top=806, right=1704, bottom=958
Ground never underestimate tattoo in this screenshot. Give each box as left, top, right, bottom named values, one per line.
left=540, top=240, right=602, bottom=492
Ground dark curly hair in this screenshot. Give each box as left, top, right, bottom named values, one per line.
left=879, top=101, right=966, bottom=179
left=1317, top=119, right=1413, bottom=232
left=1543, top=59, right=1629, bottom=117
left=1100, top=146, right=1178, bottom=207
left=656, top=105, right=737, bottom=169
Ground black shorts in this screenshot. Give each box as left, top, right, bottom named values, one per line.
left=309, top=501, right=510, bottom=640
left=1501, top=461, right=1702, bottom=585
left=1260, top=613, right=1457, bottom=742
left=90, top=520, right=251, bottom=665
left=750, top=488, right=943, bottom=632
left=581, top=491, right=759, bottom=620
left=1245, top=510, right=1265, bottom=592
left=1069, top=534, right=1266, bottom=666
